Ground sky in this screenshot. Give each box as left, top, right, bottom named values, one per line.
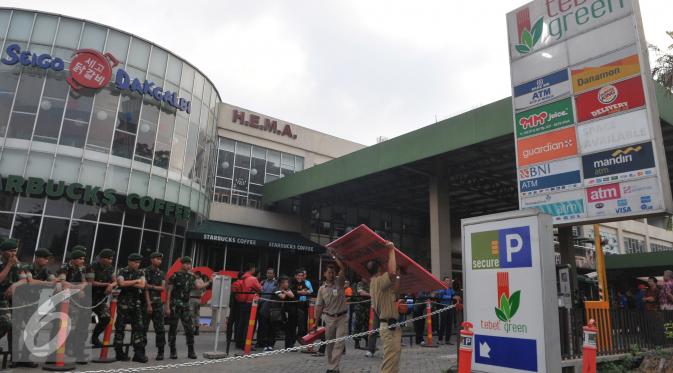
left=5, top=0, right=672, bottom=145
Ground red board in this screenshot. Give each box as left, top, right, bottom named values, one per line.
left=164, top=260, right=238, bottom=304
left=574, top=75, right=645, bottom=123
left=326, top=225, right=446, bottom=294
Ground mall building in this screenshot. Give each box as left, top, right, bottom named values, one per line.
left=2, top=7, right=673, bottom=283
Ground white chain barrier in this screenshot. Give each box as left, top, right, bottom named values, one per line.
left=75, top=304, right=456, bottom=373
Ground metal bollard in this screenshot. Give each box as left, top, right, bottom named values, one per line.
left=458, top=322, right=474, bottom=373
left=243, top=295, right=259, bottom=355
left=422, top=299, right=437, bottom=347
left=582, top=319, right=598, bottom=373
left=92, top=291, right=119, bottom=363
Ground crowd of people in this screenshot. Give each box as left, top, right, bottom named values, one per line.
left=614, top=270, right=673, bottom=311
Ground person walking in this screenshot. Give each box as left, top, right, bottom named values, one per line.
left=435, top=276, right=457, bottom=345
left=166, top=256, right=204, bottom=359
left=257, top=268, right=278, bottom=350
left=368, top=241, right=401, bottom=373
left=234, top=263, right=261, bottom=350
left=143, top=252, right=166, bottom=360
left=86, top=248, right=116, bottom=348
left=313, top=252, right=348, bottom=373
left=114, top=253, right=148, bottom=363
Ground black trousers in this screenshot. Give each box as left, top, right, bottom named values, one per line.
left=235, top=303, right=252, bottom=349
left=285, top=313, right=298, bottom=348
left=413, top=304, right=425, bottom=344
left=296, top=303, right=308, bottom=342
left=257, top=314, right=275, bottom=348
left=438, top=307, right=455, bottom=342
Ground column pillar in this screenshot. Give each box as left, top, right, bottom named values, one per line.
left=429, top=162, right=452, bottom=279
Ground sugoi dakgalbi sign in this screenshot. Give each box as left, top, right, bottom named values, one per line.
left=508, top=0, right=672, bottom=225
left=0, top=175, right=191, bottom=220
left=462, top=210, right=560, bottom=372
left=1, top=44, right=191, bottom=113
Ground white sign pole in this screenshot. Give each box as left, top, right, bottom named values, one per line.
left=462, top=209, right=560, bottom=372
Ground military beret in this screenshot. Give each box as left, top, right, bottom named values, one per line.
left=150, top=252, right=163, bottom=259
left=69, top=250, right=86, bottom=260
left=0, top=239, right=18, bottom=251
left=34, top=248, right=53, bottom=258
left=181, top=256, right=192, bottom=263
left=71, top=245, right=87, bottom=252
left=128, top=253, right=142, bottom=261
left=98, top=249, right=115, bottom=259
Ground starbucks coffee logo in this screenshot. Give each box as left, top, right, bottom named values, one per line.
left=598, top=84, right=618, bottom=104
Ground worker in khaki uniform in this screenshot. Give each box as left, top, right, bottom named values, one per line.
left=368, top=241, right=401, bottom=373
left=313, top=250, right=348, bottom=373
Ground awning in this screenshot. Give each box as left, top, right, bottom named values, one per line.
left=606, top=251, right=673, bottom=270
left=186, top=221, right=325, bottom=254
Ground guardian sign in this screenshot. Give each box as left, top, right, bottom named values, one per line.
left=463, top=210, right=560, bottom=372
left=508, top=0, right=672, bottom=225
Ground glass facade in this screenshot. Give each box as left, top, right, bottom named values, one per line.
left=213, top=137, right=304, bottom=209
left=0, top=9, right=220, bottom=270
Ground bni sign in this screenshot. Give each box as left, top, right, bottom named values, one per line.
left=463, top=210, right=560, bottom=372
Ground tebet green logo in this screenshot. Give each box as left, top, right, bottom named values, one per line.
left=514, top=8, right=544, bottom=54
left=495, top=272, right=521, bottom=322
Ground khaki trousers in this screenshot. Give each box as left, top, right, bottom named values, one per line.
left=380, top=324, right=402, bottom=373
left=323, top=313, right=348, bottom=370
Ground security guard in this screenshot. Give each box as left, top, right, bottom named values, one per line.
left=115, top=253, right=147, bottom=363
left=143, top=252, right=166, bottom=360
left=58, top=247, right=90, bottom=364
left=86, top=248, right=116, bottom=347
left=166, top=256, right=203, bottom=360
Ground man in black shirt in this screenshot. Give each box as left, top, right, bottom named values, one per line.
left=290, top=269, right=310, bottom=346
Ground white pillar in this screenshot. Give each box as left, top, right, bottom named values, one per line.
left=429, top=164, right=452, bottom=279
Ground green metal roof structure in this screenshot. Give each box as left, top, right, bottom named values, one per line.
left=264, top=85, right=673, bottom=217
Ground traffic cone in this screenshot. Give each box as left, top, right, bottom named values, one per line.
left=422, top=300, right=437, bottom=348
left=243, top=295, right=259, bottom=355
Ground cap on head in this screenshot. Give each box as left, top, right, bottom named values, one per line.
left=71, top=245, right=87, bottom=252
left=128, top=253, right=142, bottom=262
left=0, top=238, right=18, bottom=252
left=98, top=249, right=115, bottom=259
left=181, top=256, right=192, bottom=264
left=69, top=250, right=86, bottom=260
left=150, top=252, right=164, bottom=259
left=34, top=248, right=53, bottom=258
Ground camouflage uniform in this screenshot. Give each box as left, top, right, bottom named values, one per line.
left=114, top=265, right=147, bottom=354
left=143, top=265, right=166, bottom=351
left=57, top=253, right=89, bottom=362
left=0, top=258, right=24, bottom=341
left=86, top=260, right=114, bottom=343
left=167, top=270, right=196, bottom=350
left=24, top=263, right=54, bottom=282
left=353, top=281, right=371, bottom=346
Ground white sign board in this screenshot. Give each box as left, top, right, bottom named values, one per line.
left=463, top=209, right=560, bottom=372
left=507, top=0, right=673, bottom=225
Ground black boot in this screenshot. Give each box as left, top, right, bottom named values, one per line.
left=91, top=335, right=103, bottom=348
left=354, top=339, right=361, bottom=349
left=170, top=345, right=178, bottom=359
left=156, top=347, right=164, bottom=361
left=132, top=347, right=148, bottom=363
left=187, top=345, right=197, bottom=359
left=115, top=348, right=129, bottom=361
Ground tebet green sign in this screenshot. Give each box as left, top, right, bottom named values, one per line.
left=1, top=175, right=191, bottom=220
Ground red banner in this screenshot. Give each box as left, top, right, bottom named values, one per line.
left=574, top=75, right=645, bottom=123
left=326, top=225, right=446, bottom=294
left=165, top=260, right=237, bottom=304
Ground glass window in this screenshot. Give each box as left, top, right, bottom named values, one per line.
left=93, top=224, right=120, bottom=266
left=140, top=231, right=158, bottom=265
left=34, top=97, right=66, bottom=144
left=79, top=160, right=107, bottom=187
left=7, top=11, right=34, bottom=42
left=0, top=213, right=11, bottom=240
left=149, top=47, right=168, bottom=77
left=250, top=150, right=265, bottom=184
left=192, top=73, right=204, bottom=98
left=17, top=196, right=45, bottom=214
left=165, top=56, right=181, bottom=84
left=106, top=165, right=130, bottom=193
left=12, top=214, right=41, bottom=263
left=136, top=120, right=156, bottom=162
left=86, top=87, right=119, bottom=153
left=30, top=14, right=58, bottom=45
left=54, top=18, right=81, bottom=48
left=172, top=237, right=183, bottom=264
left=99, top=202, right=123, bottom=224
left=12, top=69, right=45, bottom=114
left=39, top=217, right=69, bottom=263
left=67, top=220, right=96, bottom=261
left=72, top=201, right=98, bottom=221
left=124, top=207, right=143, bottom=228
left=141, top=98, right=160, bottom=124
left=42, top=70, right=69, bottom=99
left=158, top=234, right=172, bottom=271
left=154, top=138, right=171, bottom=169
left=183, top=125, right=198, bottom=177
left=170, top=134, right=185, bottom=171
left=111, top=130, right=135, bottom=159
left=117, top=92, right=141, bottom=133
left=79, top=23, right=106, bottom=50
left=266, top=150, right=280, bottom=175
left=25, top=152, right=53, bottom=179
left=128, top=171, right=149, bottom=195
left=59, top=118, right=88, bottom=148
left=6, top=111, right=36, bottom=140
left=45, top=197, right=73, bottom=218
left=296, top=157, right=304, bottom=171
left=162, top=215, right=175, bottom=234
left=64, top=88, right=95, bottom=122
left=157, top=109, right=175, bottom=145
left=0, top=11, right=11, bottom=39
left=165, top=181, right=179, bottom=202
left=0, top=149, right=27, bottom=176
left=0, top=64, right=20, bottom=136
left=128, top=38, right=150, bottom=69
left=116, top=227, right=141, bottom=268
left=105, top=30, right=129, bottom=62
left=180, top=64, right=194, bottom=91
left=233, top=167, right=249, bottom=192
left=0, top=191, right=17, bottom=212
left=235, top=143, right=251, bottom=168
left=145, top=211, right=162, bottom=231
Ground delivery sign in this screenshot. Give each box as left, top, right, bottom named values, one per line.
left=515, top=97, right=574, bottom=138
left=574, top=75, right=645, bottom=123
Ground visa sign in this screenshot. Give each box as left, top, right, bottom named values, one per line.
left=515, top=97, right=574, bottom=138
left=471, top=226, right=532, bottom=270
left=587, top=177, right=662, bottom=217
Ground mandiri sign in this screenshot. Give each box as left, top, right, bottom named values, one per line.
left=462, top=209, right=560, bottom=372
left=507, top=0, right=672, bottom=225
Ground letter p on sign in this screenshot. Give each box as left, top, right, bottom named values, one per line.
left=499, top=227, right=532, bottom=269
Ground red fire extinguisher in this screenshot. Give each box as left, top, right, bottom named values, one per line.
left=458, top=321, right=474, bottom=373
left=582, top=319, right=598, bottom=373
left=300, top=327, right=326, bottom=345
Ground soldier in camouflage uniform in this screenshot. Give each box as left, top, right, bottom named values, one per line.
left=115, top=253, right=148, bottom=363
left=166, top=256, right=203, bottom=360
left=143, top=252, right=166, bottom=360
left=58, top=248, right=90, bottom=364
left=25, top=248, right=56, bottom=283
left=86, top=248, right=116, bottom=347
left=353, top=279, right=371, bottom=349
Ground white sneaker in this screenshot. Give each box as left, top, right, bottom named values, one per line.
left=365, top=351, right=373, bottom=357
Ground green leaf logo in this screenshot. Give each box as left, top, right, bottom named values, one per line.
left=494, top=290, right=522, bottom=321
left=515, top=17, right=545, bottom=55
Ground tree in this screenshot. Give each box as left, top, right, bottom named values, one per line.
left=651, top=31, right=673, bottom=94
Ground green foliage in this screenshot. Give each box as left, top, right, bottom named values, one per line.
left=650, top=31, right=673, bottom=94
